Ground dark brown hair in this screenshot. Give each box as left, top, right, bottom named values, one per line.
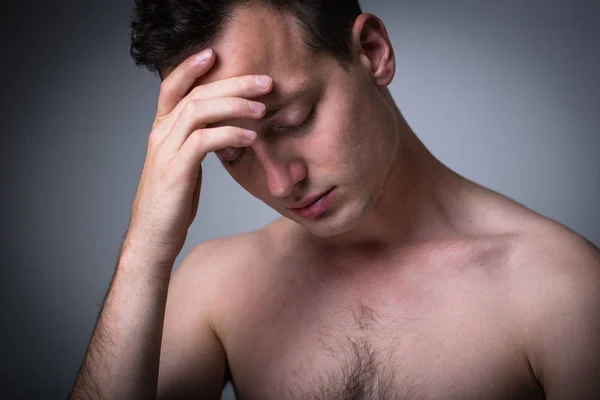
left=130, top=0, right=363, bottom=79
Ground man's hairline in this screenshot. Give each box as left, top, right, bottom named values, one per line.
left=157, top=1, right=357, bottom=82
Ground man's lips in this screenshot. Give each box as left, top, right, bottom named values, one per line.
left=286, top=188, right=334, bottom=210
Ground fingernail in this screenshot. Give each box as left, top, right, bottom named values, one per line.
left=195, top=49, right=212, bottom=64
left=255, top=76, right=272, bottom=88
left=249, top=101, right=265, bottom=114
left=243, top=130, right=257, bottom=140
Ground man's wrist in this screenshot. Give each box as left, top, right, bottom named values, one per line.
left=119, top=236, right=176, bottom=281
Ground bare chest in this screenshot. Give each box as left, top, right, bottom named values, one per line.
left=223, top=291, right=542, bottom=399
left=219, top=242, right=544, bottom=399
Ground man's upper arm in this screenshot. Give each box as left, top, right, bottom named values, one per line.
left=522, top=231, right=600, bottom=399
left=157, top=240, right=228, bottom=400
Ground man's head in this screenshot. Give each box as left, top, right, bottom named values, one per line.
left=130, top=0, right=402, bottom=239
left=130, top=0, right=363, bottom=78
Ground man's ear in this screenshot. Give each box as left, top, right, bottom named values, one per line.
left=351, top=13, right=395, bottom=87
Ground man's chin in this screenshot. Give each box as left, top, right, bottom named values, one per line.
left=289, top=206, right=364, bottom=240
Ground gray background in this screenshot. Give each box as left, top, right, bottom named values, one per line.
left=1, top=0, right=598, bottom=399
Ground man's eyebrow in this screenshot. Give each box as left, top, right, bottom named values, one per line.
left=263, top=82, right=315, bottom=120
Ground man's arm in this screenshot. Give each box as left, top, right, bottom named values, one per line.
left=520, top=228, right=600, bottom=399
left=69, top=239, right=227, bottom=400
left=69, top=238, right=174, bottom=399
left=156, top=240, right=228, bottom=399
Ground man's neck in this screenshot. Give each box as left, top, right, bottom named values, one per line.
left=303, top=107, right=471, bottom=260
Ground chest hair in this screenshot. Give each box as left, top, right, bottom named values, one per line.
left=285, top=302, right=431, bottom=400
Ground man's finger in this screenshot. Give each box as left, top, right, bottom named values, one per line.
left=156, top=49, right=215, bottom=118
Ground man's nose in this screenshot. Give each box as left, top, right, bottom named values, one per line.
left=253, top=143, right=306, bottom=199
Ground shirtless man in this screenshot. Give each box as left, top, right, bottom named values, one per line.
left=69, top=1, right=600, bottom=399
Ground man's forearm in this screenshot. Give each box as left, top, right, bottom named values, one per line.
left=69, top=246, right=173, bottom=399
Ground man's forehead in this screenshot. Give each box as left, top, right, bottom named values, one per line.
left=194, top=4, right=318, bottom=88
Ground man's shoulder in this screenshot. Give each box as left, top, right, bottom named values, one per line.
left=469, top=186, right=599, bottom=280
left=502, top=214, right=600, bottom=396
left=178, top=218, right=281, bottom=282
left=491, top=212, right=600, bottom=314
left=504, top=215, right=599, bottom=332
left=168, top=218, right=292, bottom=335
left=174, top=217, right=292, bottom=301
left=475, top=203, right=599, bottom=336
left=509, top=215, right=600, bottom=282
left=183, top=217, right=290, bottom=267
